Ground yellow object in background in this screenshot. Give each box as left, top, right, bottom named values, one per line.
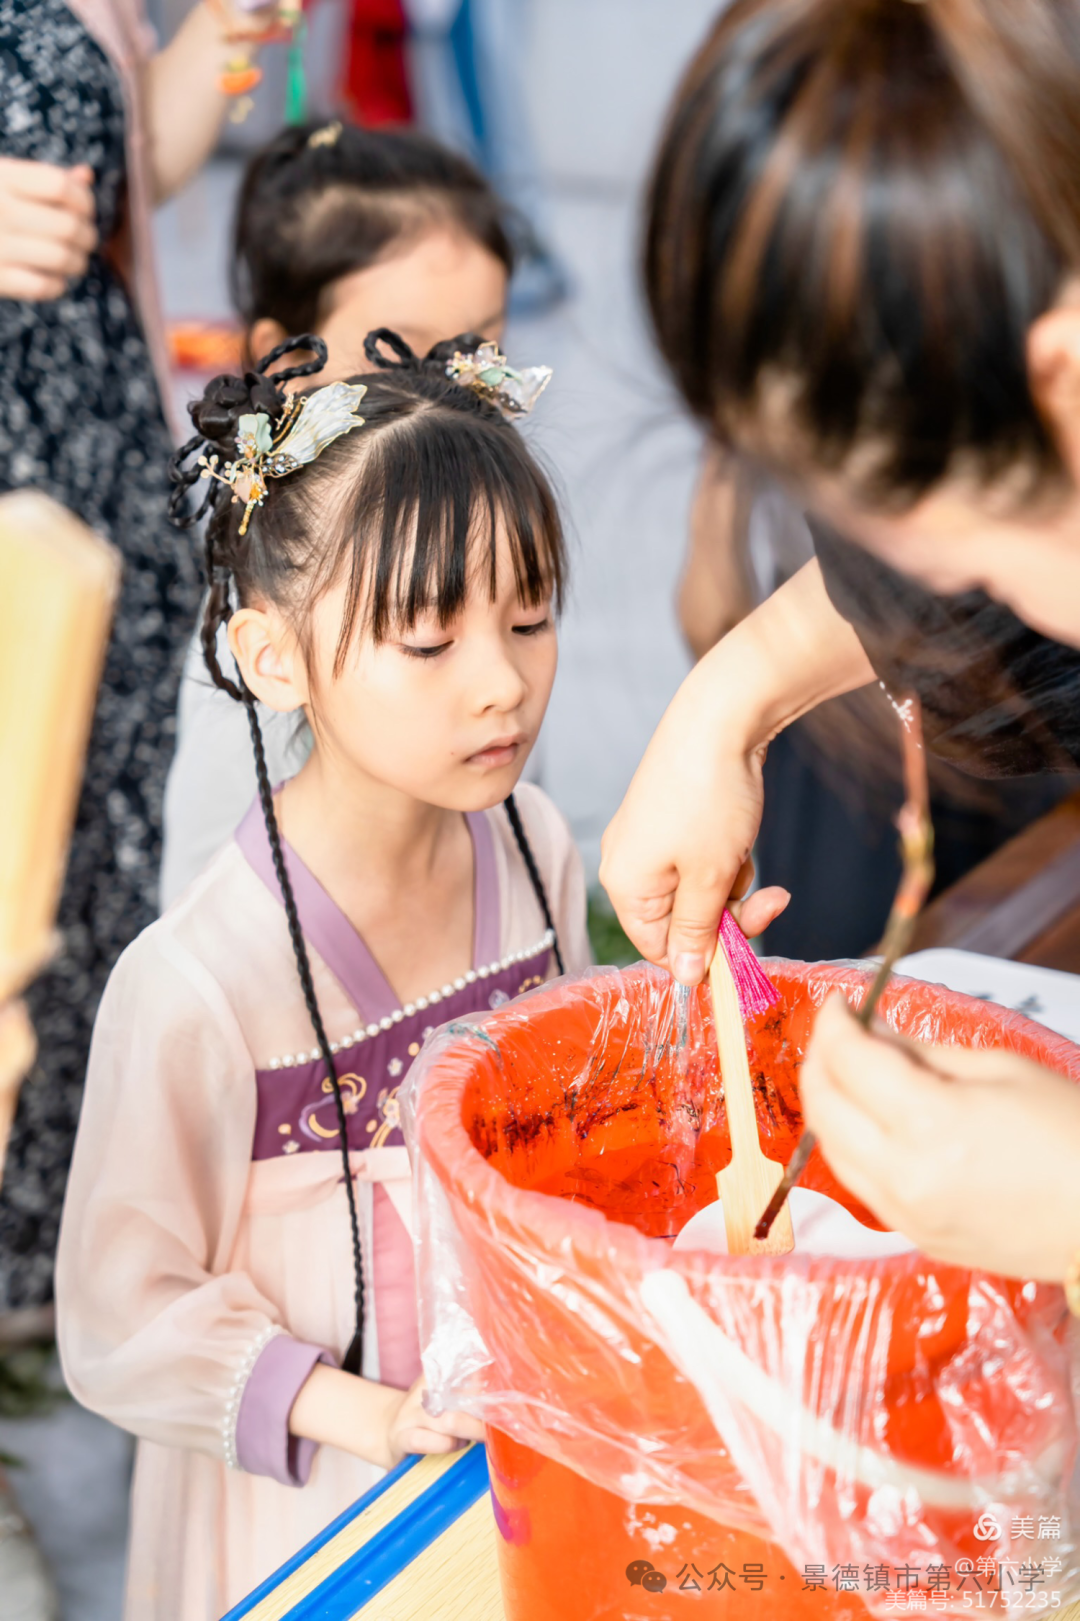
left=0, top=490, right=119, bottom=1174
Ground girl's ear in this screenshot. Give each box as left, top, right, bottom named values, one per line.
left=227, top=605, right=308, bottom=713
left=248, top=317, right=289, bottom=370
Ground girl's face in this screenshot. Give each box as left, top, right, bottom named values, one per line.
left=252, top=224, right=508, bottom=382
left=278, top=523, right=558, bottom=812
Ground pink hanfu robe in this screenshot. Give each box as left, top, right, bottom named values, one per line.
left=56, top=783, right=590, bottom=1621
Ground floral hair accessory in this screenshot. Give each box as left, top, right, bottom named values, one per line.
left=198, top=379, right=367, bottom=534
left=308, top=120, right=342, bottom=149
left=445, top=341, right=552, bottom=416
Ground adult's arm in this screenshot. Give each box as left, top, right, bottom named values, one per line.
left=146, top=1, right=276, bottom=205
left=599, top=557, right=875, bottom=982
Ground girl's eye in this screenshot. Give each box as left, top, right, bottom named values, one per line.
left=400, top=641, right=452, bottom=660
left=513, top=617, right=552, bottom=637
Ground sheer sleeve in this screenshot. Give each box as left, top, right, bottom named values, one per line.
left=55, top=926, right=326, bottom=1468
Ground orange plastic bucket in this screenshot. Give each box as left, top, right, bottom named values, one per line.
left=409, top=962, right=1080, bottom=1620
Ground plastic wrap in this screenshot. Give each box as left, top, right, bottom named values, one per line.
left=402, top=960, right=1080, bottom=1615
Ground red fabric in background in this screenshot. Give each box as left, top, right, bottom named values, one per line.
left=344, top=0, right=412, bottom=126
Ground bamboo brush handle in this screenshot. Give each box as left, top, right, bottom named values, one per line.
left=711, top=942, right=794, bottom=1256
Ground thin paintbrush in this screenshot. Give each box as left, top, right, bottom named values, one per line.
left=755, top=693, right=934, bottom=1241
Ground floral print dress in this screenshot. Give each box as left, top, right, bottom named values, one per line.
left=0, top=0, right=198, bottom=1309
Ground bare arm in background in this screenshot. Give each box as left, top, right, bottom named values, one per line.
left=146, top=1, right=278, bottom=204
left=677, top=446, right=755, bottom=660
left=0, top=0, right=277, bottom=300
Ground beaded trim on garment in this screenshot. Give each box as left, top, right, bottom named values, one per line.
left=222, top=1323, right=281, bottom=1470
left=264, top=929, right=556, bottom=1070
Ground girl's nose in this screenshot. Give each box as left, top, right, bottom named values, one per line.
left=473, top=638, right=528, bottom=714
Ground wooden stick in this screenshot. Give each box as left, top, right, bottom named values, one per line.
left=0, top=490, right=119, bottom=1005
left=755, top=694, right=934, bottom=1240
left=712, top=938, right=794, bottom=1256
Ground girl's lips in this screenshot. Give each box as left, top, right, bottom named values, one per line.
left=467, top=737, right=525, bottom=768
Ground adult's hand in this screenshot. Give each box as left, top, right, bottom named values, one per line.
left=801, top=994, right=1080, bottom=1282
left=0, top=158, right=96, bottom=301
left=599, top=561, right=875, bottom=983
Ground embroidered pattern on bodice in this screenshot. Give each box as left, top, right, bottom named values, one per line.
left=235, top=802, right=552, bottom=1160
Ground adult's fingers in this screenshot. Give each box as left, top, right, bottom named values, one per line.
left=3, top=194, right=98, bottom=254
left=0, top=264, right=68, bottom=300
left=805, top=994, right=943, bottom=1136
left=730, top=885, right=790, bottom=940
left=798, top=1038, right=898, bottom=1222
left=0, top=156, right=95, bottom=217
left=916, top=1041, right=1050, bottom=1089
left=3, top=226, right=94, bottom=279
left=666, top=861, right=743, bottom=985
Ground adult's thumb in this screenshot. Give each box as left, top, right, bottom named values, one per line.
left=667, top=882, right=729, bottom=987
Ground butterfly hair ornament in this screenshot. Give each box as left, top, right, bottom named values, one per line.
left=445, top=340, right=552, bottom=416
left=198, top=377, right=367, bottom=536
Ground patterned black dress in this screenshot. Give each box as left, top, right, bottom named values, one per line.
left=0, top=0, right=198, bottom=1308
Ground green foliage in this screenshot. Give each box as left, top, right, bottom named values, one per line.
left=0, top=1340, right=67, bottom=1468
left=0, top=1341, right=66, bottom=1424
left=587, top=889, right=638, bottom=968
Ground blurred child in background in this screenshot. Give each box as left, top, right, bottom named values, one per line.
left=161, top=120, right=516, bottom=905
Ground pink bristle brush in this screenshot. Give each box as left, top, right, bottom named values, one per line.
left=710, top=909, right=793, bottom=1255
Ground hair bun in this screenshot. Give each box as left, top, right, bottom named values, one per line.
left=188, top=370, right=285, bottom=449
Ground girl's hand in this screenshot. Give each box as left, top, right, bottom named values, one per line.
left=289, top=1364, right=483, bottom=1471
left=0, top=159, right=96, bottom=301
left=801, top=993, right=1080, bottom=1282
left=384, top=1378, right=485, bottom=1469
left=599, top=561, right=874, bottom=985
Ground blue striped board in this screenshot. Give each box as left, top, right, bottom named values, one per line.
left=221, top=1442, right=505, bottom=1621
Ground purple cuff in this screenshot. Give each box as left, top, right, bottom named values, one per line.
left=234, top=1334, right=335, bottom=1486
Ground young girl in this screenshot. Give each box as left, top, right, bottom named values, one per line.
left=161, top=119, right=516, bottom=907
left=56, top=330, right=590, bottom=1620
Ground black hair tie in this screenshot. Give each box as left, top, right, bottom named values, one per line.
left=363, top=327, right=420, bottom=370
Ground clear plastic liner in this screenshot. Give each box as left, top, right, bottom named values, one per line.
left=401, top=960, right=1080, bottom=1614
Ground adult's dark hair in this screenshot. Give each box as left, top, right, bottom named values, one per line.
left=233, top=122, right=515, bottom=339
left=645, top=0, right=1080, bottom=505
left=168, top=331, right=566, bottom=1373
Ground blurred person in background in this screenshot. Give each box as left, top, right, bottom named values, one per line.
left=0, top=0, right=287, bottom=1611
left=159, top=117, right=515, bottom=906
left=404, top=0, right=567, bottom=314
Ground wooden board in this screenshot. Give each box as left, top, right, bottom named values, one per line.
left=0, top=489, right=119, bottom=1002
left=223, top=1444, right=505, bottom=1621
left=909, top=789, right=1080, bottom=972
left=353, top=1493, right=504, bottom=1621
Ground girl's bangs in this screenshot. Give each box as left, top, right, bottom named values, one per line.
left=331, top=417, right=564, bottom=668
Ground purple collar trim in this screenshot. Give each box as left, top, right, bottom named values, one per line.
left=235, top=799, right=500, bottom=1024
